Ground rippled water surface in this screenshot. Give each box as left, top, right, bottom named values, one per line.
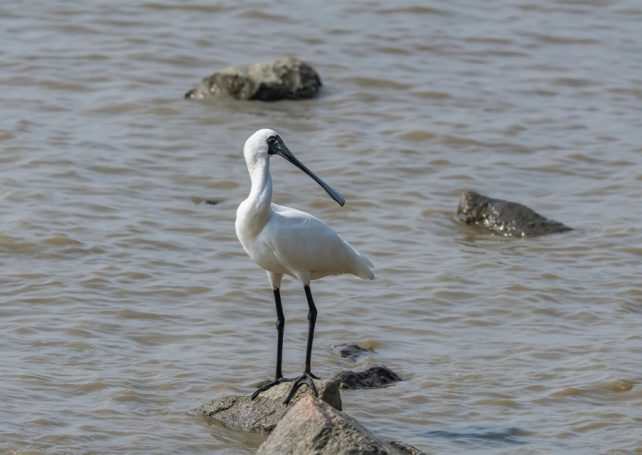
left=2, top=1, right=642, bottom=453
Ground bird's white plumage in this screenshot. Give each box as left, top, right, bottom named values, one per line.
left=235, top=129, right=374, bottom=288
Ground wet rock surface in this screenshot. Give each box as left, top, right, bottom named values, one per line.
left=197, top=370, right=418, bottom=453
left=332, top=365, right=403, bottom=390
left=194, top=379, right=341, bottom=433
left=331, top=342, right=376, bottom=362
left=256, top=396, right=423, bottom=455
left=184, top=57, right=322, bottom=101
left=456, top=190, right=572, bottom=237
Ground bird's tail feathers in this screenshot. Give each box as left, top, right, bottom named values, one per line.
left=354, top=253, right=375, bottom=280
left=339, top=235, right=375, bottom=280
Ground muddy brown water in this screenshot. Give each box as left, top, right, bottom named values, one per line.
left=1, top=1, right=642, bottom=453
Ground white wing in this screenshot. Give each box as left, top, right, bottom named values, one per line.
left=257, top=204, right=374, bottom=281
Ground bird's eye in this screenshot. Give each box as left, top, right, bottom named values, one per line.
left=267, top=136, right=277, bottom=146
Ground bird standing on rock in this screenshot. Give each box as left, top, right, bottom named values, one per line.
left=235, top=129, right=375, bottom=404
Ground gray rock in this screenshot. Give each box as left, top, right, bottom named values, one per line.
left=331, top=342, right=375, bottom=362
left=193, top=379, right=341, bottom=433
left=256, top=396, right=418, bottom=455
left=185, top=57, right=322, bottom=101
left=389, top=440, right=426, bottom=455
left=190, top=195, right=221, bottom=205
left=332, top=365, right=403, bottom=390
left=456, top=190, right=572, bottom=237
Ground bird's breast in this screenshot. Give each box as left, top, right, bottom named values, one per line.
left=236, top=205, right=288, bottom=275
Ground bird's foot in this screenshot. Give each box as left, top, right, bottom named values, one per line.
left=251, top=376, right=292, bottom=400
left=283, top=372, right=319, bottom=405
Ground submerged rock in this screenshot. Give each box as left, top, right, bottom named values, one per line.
left=190, top=195, right=221, bottom=205
left=194, top=379, right=341, bottom=433
left=456, top=190, right=572, bottom=237
left=185, top=57, right=322, bottom=101
left=256, top=396, right=422, bottom=455
left=389, top=440, right=426, bottom=455
left=332, top=365, right=403, bottom=390
left=331, top=342, right=376, bottom=362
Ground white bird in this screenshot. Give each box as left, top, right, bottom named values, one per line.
left=235, top=129, right=375, bottom=403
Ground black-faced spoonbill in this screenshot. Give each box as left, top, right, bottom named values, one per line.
left=235, top=129, right=375, bottom=404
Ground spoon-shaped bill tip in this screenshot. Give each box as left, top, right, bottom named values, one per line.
left=331, top=190, right=345, bottom=207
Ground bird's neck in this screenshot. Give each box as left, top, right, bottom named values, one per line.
left=246, top=158, right=273, bottom=225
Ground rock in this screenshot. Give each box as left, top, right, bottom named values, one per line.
left=332, top=365, right=403, bottom=390
left=185, top=57, right=322, bottom=101
left=456, top=190, right=572, bottom=237
left=193, top=379, right=341, bottom=433
left=389, top=440, right=427, bottom=455
left=190, top=195, right=221, bottom=205
left=256, top=396, right=416, bottom=455
left=331, top=342, right=376, bottom=362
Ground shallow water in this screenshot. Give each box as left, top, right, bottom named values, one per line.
left=1, top=0, right=642, bottom=453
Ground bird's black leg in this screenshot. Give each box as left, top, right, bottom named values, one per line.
left=303, top=285, right=319, bottom=379
left=284, top=285, right=320, bottom=404
left=251, top=288, right=291, bottom=399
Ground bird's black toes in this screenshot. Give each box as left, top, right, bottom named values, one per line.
left=283, top=373, right=319, bottom=405
left=251, top=376, right=292, bottom=400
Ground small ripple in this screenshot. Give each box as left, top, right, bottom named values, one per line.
left=88, top=165, right=137, bottom=175
left=376, top=6, right=444, bottom=15
left=550, top=77, right=598, bottom=87
left=547, top=379, right=635, bottom=400
left=0, top=130, right=14, bottom=141
left=41, top=80, right=93, bottom=92
left=75, top=381, right=110, bottom=394
left=411, top=90, right=451, bottom=100
left=474, top=398, right=522, bottom=408
left=621, top=301, right=642, bottom=314
left=0, top=234, right=41, bottom=255
left=118, top=309, right=172, bottom=320
left=528, top=33, right=599, bottom=45
left=42, top=235, right=83, bottom=246
left=609, top=87, right=642, bottom=100
left=145, top=106, right=182, bottom=116
left=376, top=46, right=412, bottom=55
left=399, top=131, right=437, bottom=142
left=345, top=76, right=411, bottom=90
left=88, top=102, right=145, bottom=114
left=440, top=135, right=484, bottom=148
left=424, top=426, right=532, bottom=446
left=142, top=2, right=231, bottom=12
left=237, top=9, right=281, bottom=20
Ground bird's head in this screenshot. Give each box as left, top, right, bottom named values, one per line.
left=243, top=129, right=345, bottom=206
left=243, top=128, right=278, bottom=163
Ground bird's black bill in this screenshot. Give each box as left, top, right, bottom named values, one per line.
left=274, top=143, right=345, bottom=207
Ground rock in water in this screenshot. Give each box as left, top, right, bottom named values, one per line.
left=185, top=57, right=322, bottom=101
left=456, top=190, right=572, bottom=237
left=332, top=365, right=403, bottom=389
left=256, top=396, right=421, bottom=455
left=193, top=379, right=341, bottom=433
left=331, top=342, right=375, bottom=362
